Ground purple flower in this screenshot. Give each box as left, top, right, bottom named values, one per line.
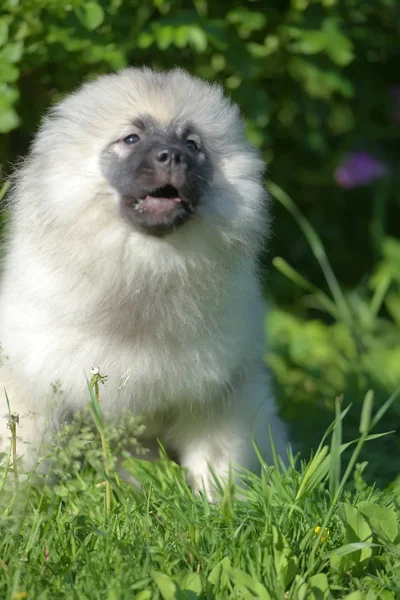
left=334, top=152, right=388, bottom=189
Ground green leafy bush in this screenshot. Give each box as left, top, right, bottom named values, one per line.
left=267, top=185, right=400, bottom=485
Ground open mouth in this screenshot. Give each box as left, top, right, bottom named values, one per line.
left=132, top=184, right=181, bottom=210
left=121, top=184, right=195, bottom=234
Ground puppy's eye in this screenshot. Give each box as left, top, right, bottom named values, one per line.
left=185, top=139, right=199, bottom=152
left=123, top=134, right=140, bottom=145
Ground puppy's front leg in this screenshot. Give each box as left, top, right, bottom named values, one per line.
left=168, top=375, right=288, bottom=502
left=167, top=408, right=245, bottom=502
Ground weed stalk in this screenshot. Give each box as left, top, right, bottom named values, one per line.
left=4, top=389, right=19, bottom=484
left=89, top=368, right=111, bottom=515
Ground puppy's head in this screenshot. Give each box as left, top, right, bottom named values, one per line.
left=28, top=68, right=267, bottom=250
left=100, top=113, right=213, bottom=236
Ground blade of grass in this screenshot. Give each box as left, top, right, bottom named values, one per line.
left=272, top=257, right=339, bottom=318
left=0, top=180, right=10, bottom=202
left=268, top=181, right=353, bottom=328
left=370, top=385, right=400, bottom=430
left=368, top=272, right=391, bottom=323
left=0, top=390, right=12, bottom=494
left=293, top=445, right=329, bottom=504
left=329, top=395, right=343, bottom=498
left=359, top=389, right=374, bottom=434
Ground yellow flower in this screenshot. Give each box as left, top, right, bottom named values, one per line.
left=314, top=525, right=330, bottom=543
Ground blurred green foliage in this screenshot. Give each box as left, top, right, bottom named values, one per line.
left=0, top=0, right=399, bottom=482
left=267, top=184, right=400, bottom=485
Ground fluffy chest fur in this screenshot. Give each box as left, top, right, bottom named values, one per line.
left=0, top=213, right=262, bottom=415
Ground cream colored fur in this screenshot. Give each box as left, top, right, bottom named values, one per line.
left=0, top=68, right=287, bottom=499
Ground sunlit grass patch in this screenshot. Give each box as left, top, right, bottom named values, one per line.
left=0, top=385, right=399, bottom=599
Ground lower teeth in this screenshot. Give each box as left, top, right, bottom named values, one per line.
left=133, top=198, right=145, bottom=210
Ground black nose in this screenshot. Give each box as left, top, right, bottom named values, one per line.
left=155, top=148, right=182, bottom=168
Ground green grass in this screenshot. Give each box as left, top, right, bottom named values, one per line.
left=1, top=387, right=400, bottom=599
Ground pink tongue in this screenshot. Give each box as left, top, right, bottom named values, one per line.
left=143, top=194, right=181, bottom=216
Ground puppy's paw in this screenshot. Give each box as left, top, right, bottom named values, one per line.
left=186, top=468, right=222, bottom=503
left=182, top=452, right=229, bottom=503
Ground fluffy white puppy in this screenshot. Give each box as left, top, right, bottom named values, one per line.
left=0, top=68, right=287, bottom=498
